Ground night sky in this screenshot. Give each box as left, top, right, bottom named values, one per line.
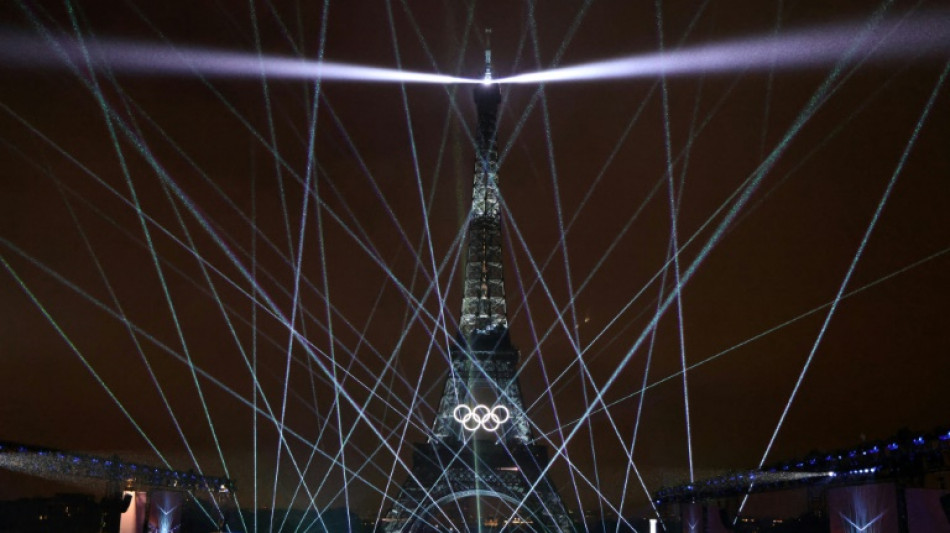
left=1, top=0, right=949, bottom=522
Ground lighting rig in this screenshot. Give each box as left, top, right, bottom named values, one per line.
left=653, top=426, right=950, bottom=504
left=0, top=440, right=234, bottom=493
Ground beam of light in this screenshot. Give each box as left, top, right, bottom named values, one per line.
left=327, top=243, right=634, bottom=532
left=395, top=0, right=484, bottom=157
left=19, top=2, right=476, bottom=390
left=444, top=213, right=646, bottom=531
left=501, top=3, right=734, bottom=402
left=1, top=10, right=946, bottom=93
left=535, top=39, right=865, bottom=517
left=0, top=30, right=479, bottom=84
left=503, top=9, right=722, bottom=453
left=840, top=512, right=885, bottom=532
left=298, top=289, right=450, bottom=532
left=305, top=4, right=358, bottom=528
left=250, top=162, right=259, bottom=533
left=53, top=177, right=229, bottom=520
left=269, top=6, right=326, bottom=525
left=317, top=96, right=467, bottom=335
left=383, top=0, right=455, bottom=368
left=502, top=12, right=871, bottom=525
left=157, top=504, right=180, bottom=533
left=362, top=8, right=487, bottom=522
left=534, top=243, right=950, bottom=442
left=514, top=75, right=742, bottom=419
left=530, top=39, right=911, bottom=414
left=494, top=0, right=592, bottom=173
left=522, top=5, right=596, bottom=524
left=758, top=0, right=786, bottom=160
left=4, top=104, right=445, bottom=442
left=10, top=5, right=945, bottom=529
left=2, top=50, right=464, bottom=438
left=11, top=21, right=912, bottom=520
left=96, top=46, right=472, bottom=436
left=496, top=12, right=950, bottom=84
left=9, top=164, right=656, bottom=532
left=516, top=0, right=902, bottom=425
left=245, top=0, right=299, bottom=271
left=504, top=41, right=727, bottom=417
left=1, top=238, right=459, bottom=527
left=3, top=111, right=468, bottom=516
left=502, top=191, right=598, bottom=525
left=58, top=8, right=228, bottom=519
left=616, top=235, right=683, bottom=533
left=655, top=0, right=695, bottom=485
left=737, top=57, right=950, bottom=520
left=0, top=257, right=174, bottom=488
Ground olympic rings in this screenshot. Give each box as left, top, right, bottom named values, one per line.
left=452, top=404, right=510, bottom=432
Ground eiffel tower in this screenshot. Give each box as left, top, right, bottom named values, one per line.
left=382, top=43, right=573, bottom=533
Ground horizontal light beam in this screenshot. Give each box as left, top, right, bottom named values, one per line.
left=496, top=12, right=950, bottom=84
left=2, top=12, right=946, bottom=86
left=0, top=31, right=478, bottom=84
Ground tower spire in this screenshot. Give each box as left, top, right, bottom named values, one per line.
left=483, top=28, right=493, bottom=82
left=460, top=46, right=505, bottom=339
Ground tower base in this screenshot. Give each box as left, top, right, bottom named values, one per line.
left=382, top=439, right=573, bottom=532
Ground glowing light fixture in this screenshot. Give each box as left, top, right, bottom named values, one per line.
left=840, top=512, right=885, bottom=532
left=452, top=404, right=510, bottom=432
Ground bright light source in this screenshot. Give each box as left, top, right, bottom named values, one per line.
left=493, top=12, right=950, bottom=84
left=453, top=404, right=510, bottom=432
left=0, top=31, right=478, bottom=84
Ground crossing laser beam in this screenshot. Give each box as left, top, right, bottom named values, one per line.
left=841, top=512, right=885, bottom=532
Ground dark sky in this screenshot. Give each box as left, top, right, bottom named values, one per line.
left=1, top=0, right=949, bottom=522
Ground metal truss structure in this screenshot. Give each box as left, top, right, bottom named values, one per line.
left=382, top=50, right=572, bottom=532
left=0, top=440, right=234, bottom=493
left=654, top=426, right=950, bottom=504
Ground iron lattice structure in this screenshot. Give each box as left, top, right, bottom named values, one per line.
left=382, top=58, right=572, bottom=533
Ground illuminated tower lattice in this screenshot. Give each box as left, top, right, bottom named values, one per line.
left=382, top=51, right=572, bottom=532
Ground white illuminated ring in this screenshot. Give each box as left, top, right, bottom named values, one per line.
left=452, top=404, right=510, bottom=432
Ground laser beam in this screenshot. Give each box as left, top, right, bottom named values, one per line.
left=497, top=12, right=950, bottom=84
left=0, top=31, right=476, bottom=84
left=4, top=12, right=947, bottom=88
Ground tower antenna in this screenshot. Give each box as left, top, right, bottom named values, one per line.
left=484, top=28, right=493, bottom=82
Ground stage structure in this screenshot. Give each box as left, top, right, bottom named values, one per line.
left=382, top=47, right=573, bottom=532
left=0, top=440, right=234, bottom=493
left=653, top=427, right=950, bottom=532
left=0, top=440, right=233, bottom=532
